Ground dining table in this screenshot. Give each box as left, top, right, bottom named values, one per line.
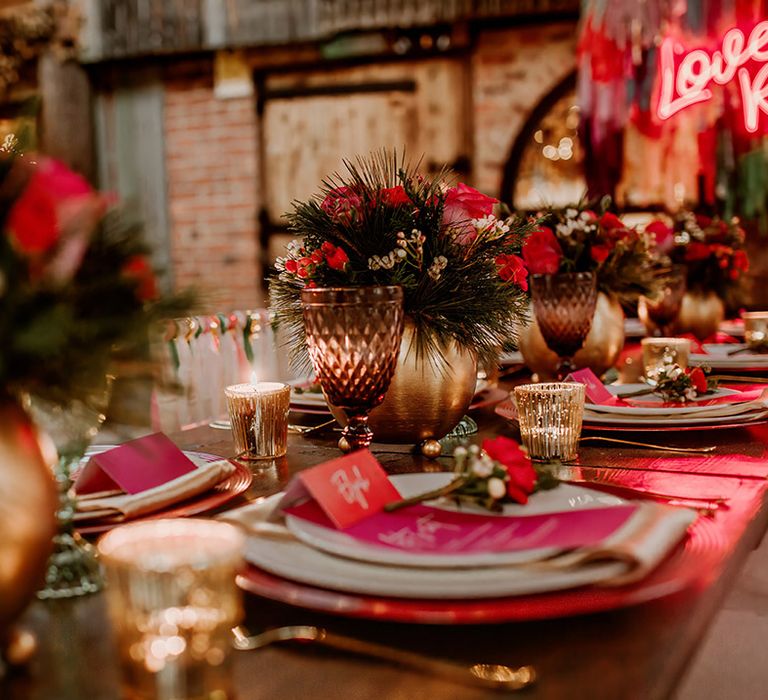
left=4, top=382, right=768, bottom=700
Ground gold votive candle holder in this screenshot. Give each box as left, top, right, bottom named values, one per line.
left=98, top=519, right=244, bottom=700
left=224, top=382, right=290, bottom=460
left=743, top=312, right=768, bottom=351
left=514, top=382, right=585, bottom=462
left=641, top=337, right=691, bottom=380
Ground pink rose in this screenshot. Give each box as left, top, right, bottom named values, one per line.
left=522, top=226, right=563, bottom=275
left=321, top=186, right=363, bottom=226
left=442, top=183, right=498, bottom=244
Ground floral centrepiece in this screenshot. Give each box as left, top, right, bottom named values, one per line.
left=0, top=154, right=190, bottom=405
left=522, top=202, right=658, bottom=305
left=270, top=152, right=532, bottom=368
left=385, top=436, right=559, bottom=513
left=645, top=213, right=748, bottom=307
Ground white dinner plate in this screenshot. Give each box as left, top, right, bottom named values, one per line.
left=691, top=344, right=768, bottom=370
left=585, top=384, right=741, bottom=417
left=583, top=407, right=768, bottom=427
left=285, top=473, right=627, bottom=569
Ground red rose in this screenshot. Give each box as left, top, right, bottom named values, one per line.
left=324, top=243, right=349, bottom=271
left=321, top=186, right=362, bottom=226
left=687, top=367, right=708, bottom=394
left=122, top=256, right=158, bottom=301
left=482, top=436, right=537, bottom=505
left=442, top=183, right=498, bottom=244
left=599, top=212, right=624, bottom=230
left=645, top=220, right=674, bottom=254
left=495, top=254, right=528, bottom=290
left=7, top=157, right=95, bottom=256
left=733, top=250, right=749, bottom=272
left=522, top=226, right=563, bottom=274
left=685, top=242, right=712, bottom=261
left=590, top=244, right=611, bottom=264
left=284, top=259, right=298, bottom=273
left=379, top=186, right=410, bottom=207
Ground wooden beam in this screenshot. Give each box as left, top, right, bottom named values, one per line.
left=38, top=53, right=95, bottom=182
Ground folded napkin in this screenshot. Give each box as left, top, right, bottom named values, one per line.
left=74, top=459, right=235, bottom=521
left=526, top=502, right=696, bottom=585
left=220, top=492, right=695, bottom=587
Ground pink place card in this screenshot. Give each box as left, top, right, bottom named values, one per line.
left=566, top=368, right=627, bottom=406
left=285, top=499, right=639, bottom=555
left=74, top=433, right=198, bottom=495
left=274, top=450, right=401, bottom=529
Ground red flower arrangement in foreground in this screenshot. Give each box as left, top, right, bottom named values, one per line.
left=0, top=154, right=189, bottom=403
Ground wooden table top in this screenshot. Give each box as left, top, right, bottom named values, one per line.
left=4, top=400, right=768, bottom=700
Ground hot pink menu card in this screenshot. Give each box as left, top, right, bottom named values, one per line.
left=567, top=368, right=627, bottom=406
left=275, top=449, right=401, bottom=529
left=74, top=433, right=197, bottom=495
left=285, top=499, right=638, bottom=555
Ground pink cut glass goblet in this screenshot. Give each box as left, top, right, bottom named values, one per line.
left=301, top=286, right=405, bottom=450
left=531, top=271, right=598, bottom=379
left=638, top=265, right=687, bottom=337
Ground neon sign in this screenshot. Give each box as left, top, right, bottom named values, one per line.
left=658, top=22, right=768, bottom=133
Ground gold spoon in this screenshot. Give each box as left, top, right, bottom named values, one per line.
left=579, top=436, right=716, bottom=454
left=232, top=625, right=536, bottom=692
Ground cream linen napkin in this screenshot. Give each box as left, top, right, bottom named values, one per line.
left=74, top=459, right=235, bottom=521
left=220, top=494, right=696, bottom=586
left=525, top=502, right=696, bottom=585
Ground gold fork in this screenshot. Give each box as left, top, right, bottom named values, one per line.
left=232, top=625, right=536, bottom=691
left=580, top=436, right=716, bottom=454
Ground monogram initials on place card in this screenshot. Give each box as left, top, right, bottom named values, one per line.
left=273, top=450, right=401, bottom=529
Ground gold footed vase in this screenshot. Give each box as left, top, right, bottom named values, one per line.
left=328, top=321, right=477, bottom=444
left=518, top=293, right=625, bottom=381
left=677, top=290, right=725, bottom=341
left=0, top=399, right=57, bottom=640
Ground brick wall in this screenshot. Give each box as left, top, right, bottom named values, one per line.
left=163, top=65, right=262, bottom=311
left=472, top=22, right=578, bottom=198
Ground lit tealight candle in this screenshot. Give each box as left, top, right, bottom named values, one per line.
left=224, top=382, right=290, bottom=460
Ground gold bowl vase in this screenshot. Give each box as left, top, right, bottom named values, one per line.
left=0, top=399, right=57, bottom=633
left=677, top=290, right=725, bottom=341
left=328, top=320, right=477, bottom=444
left=518, top=293, right=625, bottom=380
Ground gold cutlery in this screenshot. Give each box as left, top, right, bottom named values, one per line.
left=288, top=419, right=338, bottom=435
left=579, top=436, right=716, bottom=454
left=231, top=625, right=537, bottom=691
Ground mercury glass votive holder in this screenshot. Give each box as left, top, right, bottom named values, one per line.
left=224, top=382, right=291, bottom=460
left=514, top=382, right=585, bottom=462
left=743, top=312, right=768, bottom=352
left=641, top=337, right=691, bottom=380
left=98, top=519, right=245, bottom=700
